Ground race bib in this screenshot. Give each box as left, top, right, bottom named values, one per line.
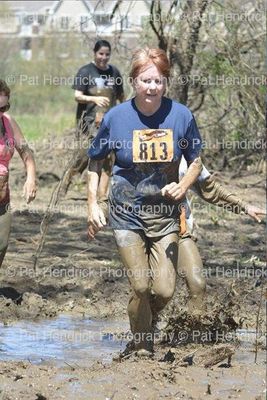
left=133, top=129, right=173, bottom=163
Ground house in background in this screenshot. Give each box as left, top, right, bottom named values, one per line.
left=44, top=0, right=152, bottom=36
left=0, top=1, right=54, bottom=59
left=0, top=0, right=153, bottom=60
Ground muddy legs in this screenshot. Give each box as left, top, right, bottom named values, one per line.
left=178, top=236, right=206, bottom=314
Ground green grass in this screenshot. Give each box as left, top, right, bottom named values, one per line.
left=10, top=78, right=77, bottom=141
left=13, top=110, right=75, bottom=141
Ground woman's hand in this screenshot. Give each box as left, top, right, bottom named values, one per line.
left=87, top=202, right=107, bottom=239
left=161, top=182, right=187, bottom=201
left=246, top=205, right=266, bottom=223
left=23, top=178, right=37, bottom=203
left=94, top=96, right=110, bottom=108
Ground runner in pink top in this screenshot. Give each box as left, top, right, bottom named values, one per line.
left=0, top=113, right=15, bottom=205
left=0, top=115, right=15, bottom=172
left=0, top=79, right=37, bottom=267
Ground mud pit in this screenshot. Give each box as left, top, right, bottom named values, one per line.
left=0, top=135, right=265, bottom=399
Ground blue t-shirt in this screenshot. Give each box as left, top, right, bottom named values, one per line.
left=88, top=97, right=202, bottom=236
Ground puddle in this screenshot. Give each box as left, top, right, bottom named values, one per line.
left=235, top=328, right=266, bottom=363
left=0, top=318, right=265, bottom=399
left=0, top=317, right=265, bottom=368
left=0, top=315, right=129, bottom=366
left=200, top=330, right=265, bottom=399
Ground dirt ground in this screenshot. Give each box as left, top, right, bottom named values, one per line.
left=0, top=134, right=265, bottom=400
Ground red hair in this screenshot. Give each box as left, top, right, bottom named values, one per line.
left=129, top=48, right=170, bottom=81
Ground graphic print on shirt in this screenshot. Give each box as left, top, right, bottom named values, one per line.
left=133, top=129, right=174, bottom=163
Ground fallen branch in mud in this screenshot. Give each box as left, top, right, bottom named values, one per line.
left=173, top=348, right=199, bottom=366
left=202, top=345, right=234, bottom=368
left=32, top=179, right=63, bottom=270
left=33, top=121, right=95, bottom=270
left=162, top=344, right=235, bottom=368
left=254, top=283, right=264, bottom=363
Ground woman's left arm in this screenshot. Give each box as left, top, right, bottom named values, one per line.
left=9, top=116, right=37, bottom=203
left=162, top=157, right=202, bottom=201
left=162, top=114, right=203, bottom=201
left=194, top=176, right=266, bottom=223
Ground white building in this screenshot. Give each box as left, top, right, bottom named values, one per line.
left=0, top=0, right=155, bottom=59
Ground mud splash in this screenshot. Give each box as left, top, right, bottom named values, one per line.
left=161, top=291, right=241, bottom=346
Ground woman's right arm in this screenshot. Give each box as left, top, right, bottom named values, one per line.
left=87, top=159, right=106, bottom=239
left=75, top=90, right=110, bottom=108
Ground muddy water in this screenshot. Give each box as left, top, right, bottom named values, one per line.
left=0, top=317, right=264, bottom=367
left=0, top=317, right=265, bottom=399
left=0, top=315, right=129, bottom=366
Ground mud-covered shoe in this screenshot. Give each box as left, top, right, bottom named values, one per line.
left=136, top=348, right=153, bottom=359
left=112, top=340, right=136, bottom=361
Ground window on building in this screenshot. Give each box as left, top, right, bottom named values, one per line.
left=38, top=15, right=47, bottom=25
left=80, top=15, right=89, bottom=30
left=93, top=14, right=111, bottom=26
left=23, top=15, right=33, bottom=25
left=60, top=16, right=69, bottom=30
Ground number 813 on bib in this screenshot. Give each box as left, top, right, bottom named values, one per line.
left=132, top=129, right=174, bottom=163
